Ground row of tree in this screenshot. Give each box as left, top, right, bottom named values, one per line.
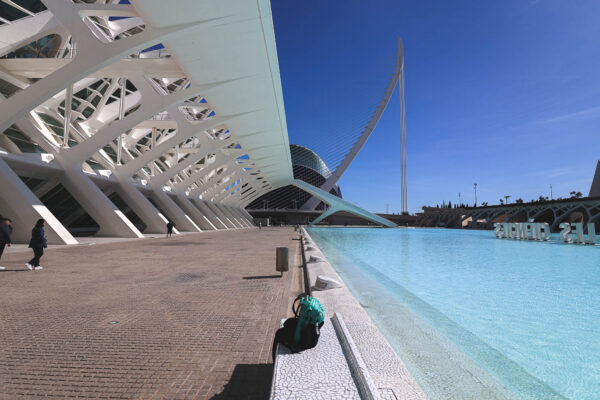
left=432, top=191, right=585, bottom=208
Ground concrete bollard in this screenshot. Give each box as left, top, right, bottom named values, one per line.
left=276, top=247, right=289, bottom=276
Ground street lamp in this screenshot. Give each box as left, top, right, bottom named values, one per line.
left=550, top=184, right=553, bottom=200
left=474, top=183, right=478, bottom=207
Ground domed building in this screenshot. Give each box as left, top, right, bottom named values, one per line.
left=247, top=144, right=342, bottom=210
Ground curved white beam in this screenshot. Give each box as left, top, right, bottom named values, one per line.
left=301, top=38, right=405, bottom=211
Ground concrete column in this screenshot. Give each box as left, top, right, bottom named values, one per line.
left=206, top=202, right=236, bottom=229
left=226, top=207, right=249, bottom=227
left=239, top=207, right=255, bottom=223
left=219, top=205, right=246, bottom=228
left=173, top=194, right=216, bottom=231
left=60, top=167, right=144, bottom=238
left=192, top=199, right=228, bottom=230
left=114, top=180, right=169, bottom=234
left=0, top=158, right=77, bottom=245
left=62, top=84, right=73, bottom=147
left=214, top=203, right=242, bottom=228
left=150, top=189, right=201, bottom=233
left=230, top=206, right=254, bottom=226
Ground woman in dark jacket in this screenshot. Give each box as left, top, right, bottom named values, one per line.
left=26, top=219, right=47, bottom=271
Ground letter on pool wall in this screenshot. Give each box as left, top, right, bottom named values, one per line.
left=538, top=223, right=551, bottom=241
left=587, top=223, right=597, bottom=244
left=559, top=222, right=571, bottom=242
left=571, top=223, right=585, bottom=244
left=493, top=223, right=502, bottom=237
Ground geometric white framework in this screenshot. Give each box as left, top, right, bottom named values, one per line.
left=0, top=0, right=293, bottom=244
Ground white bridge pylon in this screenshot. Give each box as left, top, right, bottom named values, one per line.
left=302, top=38, right=407, bottom=214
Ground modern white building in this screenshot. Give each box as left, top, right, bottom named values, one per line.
left=0, top=0, right=394, bottom=245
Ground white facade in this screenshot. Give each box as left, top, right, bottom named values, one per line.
left=0, top=0, right=297, bottom=244
left=0, top=0, right=394, bottom=244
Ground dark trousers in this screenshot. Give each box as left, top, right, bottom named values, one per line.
left=28, top=247, right=44, bottom=267
left=0, top=243, right=5, bottom=260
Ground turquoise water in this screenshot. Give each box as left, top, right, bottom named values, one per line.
left=307, top=227, right=600, bottom=400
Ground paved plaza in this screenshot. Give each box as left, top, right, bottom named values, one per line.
left=0, top=228, right=302, bottom=400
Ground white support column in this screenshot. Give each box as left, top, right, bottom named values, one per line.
left=173, top=194, right=216, bottom=231
left=150, top=189, right=201, bottom=232
left=192, top=199, right=228, bottom=230
left=206, top=201, right=236, bottom=229
left=231, top=206, right=255, bottom=226
left=116, top=78, right=125, bottom=165
left=113, top=179, right=170, bottom=234
left=399, top=65, right=408, bottom=214
left=239, top=207, right=255, bottom=222
left=60, top=167, right=144, bottom=238
left=151, top=127, right=156, bottom=176
left=227, top=206, right=250, bottom=228
left=62, top=84, right=73, bottom=147
left=216, top=203, right=244, bottom=228
left=226, top=206, right=251, bottom=227
left=0, top=158, right=78, bottom=245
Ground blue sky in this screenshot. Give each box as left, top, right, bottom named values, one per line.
left=271, top=0, right=600, bottom=214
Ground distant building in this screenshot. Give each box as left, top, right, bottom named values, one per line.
left=247, top=144, right=342, bottom=210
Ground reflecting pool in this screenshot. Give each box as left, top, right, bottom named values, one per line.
left=307, top=227, right=600, bottom=400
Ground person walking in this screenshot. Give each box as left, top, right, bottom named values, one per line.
left=166, top=221, right=175, bottom=238
left=26, top=219, right=46, bottom=271
left=0, top=217, right=12, bottom=270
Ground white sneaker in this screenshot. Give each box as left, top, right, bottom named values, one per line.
left=34, top=266, right=43, bottom=270
left=0, top=266, right=5, bottom=270
left=25, top=263, right=33, bottom=271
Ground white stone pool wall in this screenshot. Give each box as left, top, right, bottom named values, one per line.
left=302, top=228, right=427, bottom=400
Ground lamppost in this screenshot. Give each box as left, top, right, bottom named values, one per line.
left=550, top=184, right=553, bottom=200
left=474, top=183, right=478, bottom=207
left=504, top=195, right=511, bottom=204
left=459, top=192, right=462, bottom=207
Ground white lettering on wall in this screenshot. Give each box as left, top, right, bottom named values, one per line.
left=493, top=222, right=597, bottom=244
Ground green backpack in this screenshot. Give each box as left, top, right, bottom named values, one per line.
left=292, top=295, right=326, bottom=347
left=272, top=295, right=325, bottom=360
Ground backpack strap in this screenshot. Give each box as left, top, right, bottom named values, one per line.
left=292, top=295, right=303, bottom=318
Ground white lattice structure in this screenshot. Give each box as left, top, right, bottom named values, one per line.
left=0, top=0, right=395, bottom=245
left=0, top=0, right=296, bottom=244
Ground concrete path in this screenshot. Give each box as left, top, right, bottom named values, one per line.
left=0, top=227, right=300, bottom=399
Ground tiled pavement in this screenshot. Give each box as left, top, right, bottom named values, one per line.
left=0, top=227, right=301, bottom=399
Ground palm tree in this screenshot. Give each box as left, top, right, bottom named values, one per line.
left=570, top=191, right=582, bottom=199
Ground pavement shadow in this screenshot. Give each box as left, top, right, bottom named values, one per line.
left=243, top=275, right=281, bottom=280
left=208, top=363, right=274, bottom=400
left=0, top=269, right=29, bottom=272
